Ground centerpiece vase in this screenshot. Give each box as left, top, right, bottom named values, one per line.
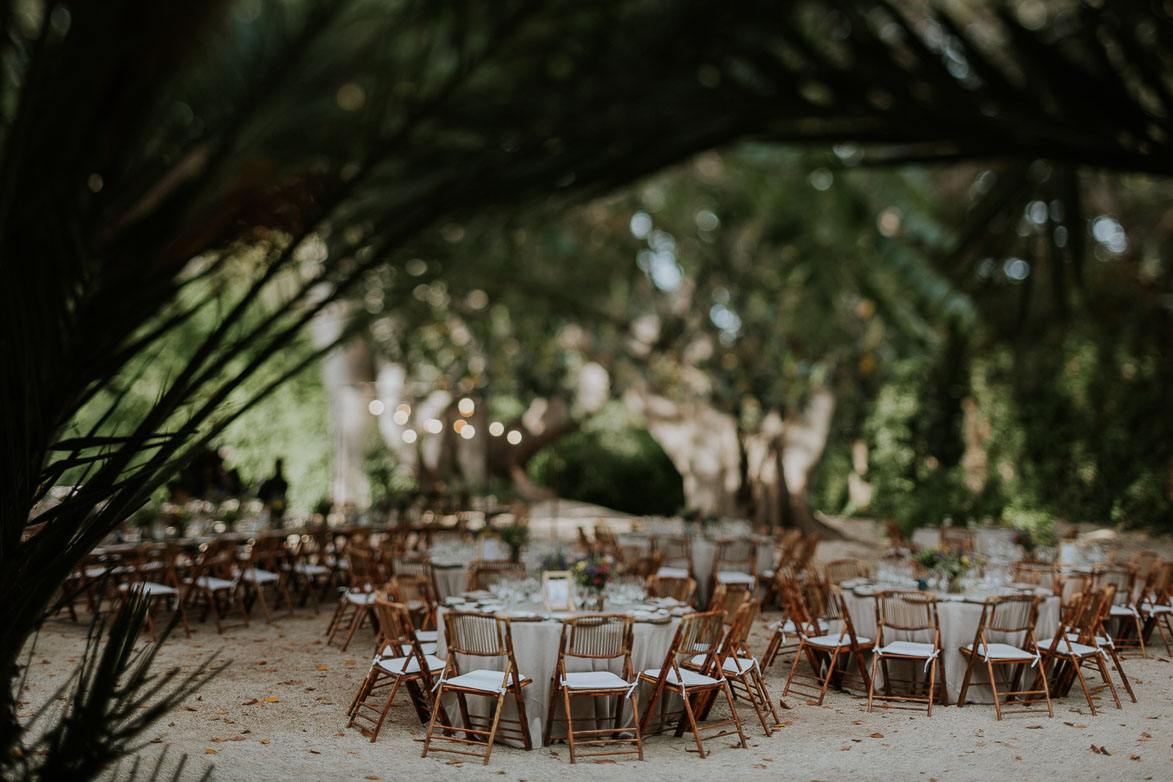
left=584, top=587, right=605, bottom=612
left=947, top=574, right=965, bottom=594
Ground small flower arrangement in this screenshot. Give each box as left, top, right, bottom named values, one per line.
left=915, top=546, right=973, bottom=582
left=573, top=553, right=616, bottom=591
left=494, top=520, right=530, bottom=562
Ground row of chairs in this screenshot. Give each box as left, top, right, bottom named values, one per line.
left=347, top=588, right=777, bottom=764
left=57, top=532, right=337, bottom=637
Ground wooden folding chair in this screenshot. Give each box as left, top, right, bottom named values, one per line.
left=116, top=542, right=190, bottom=639
left=825, top=558, right=870, bottom=585
left=466, top=560, right=526, bottom=591
left=708, top=582, right=751, bottom=620
left=181, top=538, right=249, bottom=633
left=705, top=600, right=779, bottom=735
left=940, top=526, right=974, bottom=554
left=544, top=614, right=643, bottom=763
left=1129, top=550, right=1162, bottom=584
left=1092, top=562, right=1146, bottom=657
left=637, top=610, right=748, bottom=758
left=1140, top=561, right=1173, bottom=655
left=712, top=538, right=758, bottom=594
left=646, top=574, right=696, bottom=605
left=783, top=584, right=873, bottom=705
left=593, top=523, right=620, bottom=557
left=421, top=612, right=533, bottom=765
left=653, top=535, right=693, bottom=580
left=238, top=532, right=295, bottom=623
left=866, top=591, right=947, bottom=715
left=1010, top=561, right=1062, bottom=594
left=347, top=598, right=445, bottom=741
left=326, top=547, right=382, bottom=651
left=957, top=594, right=1052, bottom=719
left=617, top=544, right=661, bottom=579
left=282, top=528, right=334, bottom=612
left=389, top=574, right=438, bottom=653
left=762, top=570, right=827, bottom=669
left=1038, top=587, right=1124, bottom=716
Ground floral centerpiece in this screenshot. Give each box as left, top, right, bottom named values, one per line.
left=494, top=520, right=530, bottom=563
left=915, top=546, right=974, bottom=593
left=573, top=553, right=616, bottom=609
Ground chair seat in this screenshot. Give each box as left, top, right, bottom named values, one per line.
left=1141, top=602, right=1173, bottom=614
left=376, top=653, right=445, bottom=676
left=442, top=669, right=531, bottom=693
left=1109, top=604, right=1138, bottom=617
left=420, top=642, right=438, bottom=655
left=1064, top=632, right=1113, bottom=648
left=962, top=642, right=1037, bottom=661
left=283, top=562, right=330, bottom=576
left=758, top=569, right=774, bottom=580
left=640, top=668, right=721, bottom=688
left=715, top=571, right=756, bottom=585
left=720, top=656, right=759, bottom=675
left=656, top=566, right=690, bottom=579
left=774, top=619, right=829, bottom=635
left=118, top=581, right=178, bottom=597
left=415, top=629, right=439, bottom=642
left=806, top=633, right=872, bottom=650
left=1038, top=637, right=1098, bottom=656
left=187, top=575, right=236, bottom=591
left=238, top=568, right=279, bottom=584
left=345, top=591, right=376, bottom=605
left=562, top=671, right=633, bottom=690
left=877, top=641, right=937, bottom=658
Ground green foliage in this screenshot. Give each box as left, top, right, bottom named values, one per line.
left=363, top=440, right=419, bottom=514
left=529, top=407, right=683, bottom=516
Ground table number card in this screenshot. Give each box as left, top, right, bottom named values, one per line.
left=541, top=571, right=575, bottom=611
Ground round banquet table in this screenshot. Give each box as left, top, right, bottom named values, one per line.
left=840, top=586, right=1060, bottom=704
left=429, top=564, right=468, bottom=600
left=435, top=601, right=683, bottom=747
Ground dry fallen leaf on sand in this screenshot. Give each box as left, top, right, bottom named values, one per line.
left=204, top=749, right=217, bottom=755
left=263, top=697, right=279, bottom=703
left=869, top=733, right=884, bottom=739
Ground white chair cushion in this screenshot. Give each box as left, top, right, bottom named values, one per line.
left=877, top=641, right=937, bottom=658
left=641, top=668, right=721, bottom=688
left=420, top=642, right=438, bottom=655
left=720, top=656, right=759, bottom=675
left=443, top=669, right=529, bottom=692
left=1064, top=632, right=1113, bottom=648
left=758, top=569, right=774, bottom=579
left=806, top=633, right=871, bottom=649
left=118, top=581, right=178, bottom=597
left=964, top=642, right=1036, bottom=661
left=377, top=654, right=445, bottom=676
left=415, top=630, right=439, bottom=642
left=562, top=671, right=632, bottom=690
left=715, top=571, right=756, bottom=585
left=1109, top=605, right=1138, bottom=617
left=239, top=568, right=279, bottom=584
left=774, top=619, right=829, bottom=635
left=1142, top=602, right=1173, bottom=614
left=656, top=567, right=690, bottom=579
left=188, top=575, right=235, bottom=591
left=345, top=591, right=376, bottom=605
left=292, top=563, right=329, bottom=576
left=1038, top=637, right=1097, bottom=656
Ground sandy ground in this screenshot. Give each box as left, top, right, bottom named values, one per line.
left=19, top=510, right=1173, bottom=782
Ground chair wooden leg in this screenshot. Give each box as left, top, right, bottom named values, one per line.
left=681, top=691, right=705, bottom=758
left=481, top=693, right=507, bottom=765
left=420, top=684, right=446, bottom=759
left=957, top=654, right=975, bottom=708
left=984, top=657, right=1001, bottom=720
left=723, top=681, right=748, bottom=748
left=564, top=685, right=576, bottom=763
left=514, top=681, right=533, bottom=750
left=543, top=679, right=560, bottom=747
left=866, top=653, right=880, bottom=712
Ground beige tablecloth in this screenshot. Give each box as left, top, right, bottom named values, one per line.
left=841, top=589, right=1060, bottom=704
left=621, top=534, right=774, bottom=606
left=435, top=605, right=680, bottom=746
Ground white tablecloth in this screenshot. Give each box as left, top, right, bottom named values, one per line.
left=841, top=589, right=1060, bottom=704
left=435, top=605, right=680, bottom=746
